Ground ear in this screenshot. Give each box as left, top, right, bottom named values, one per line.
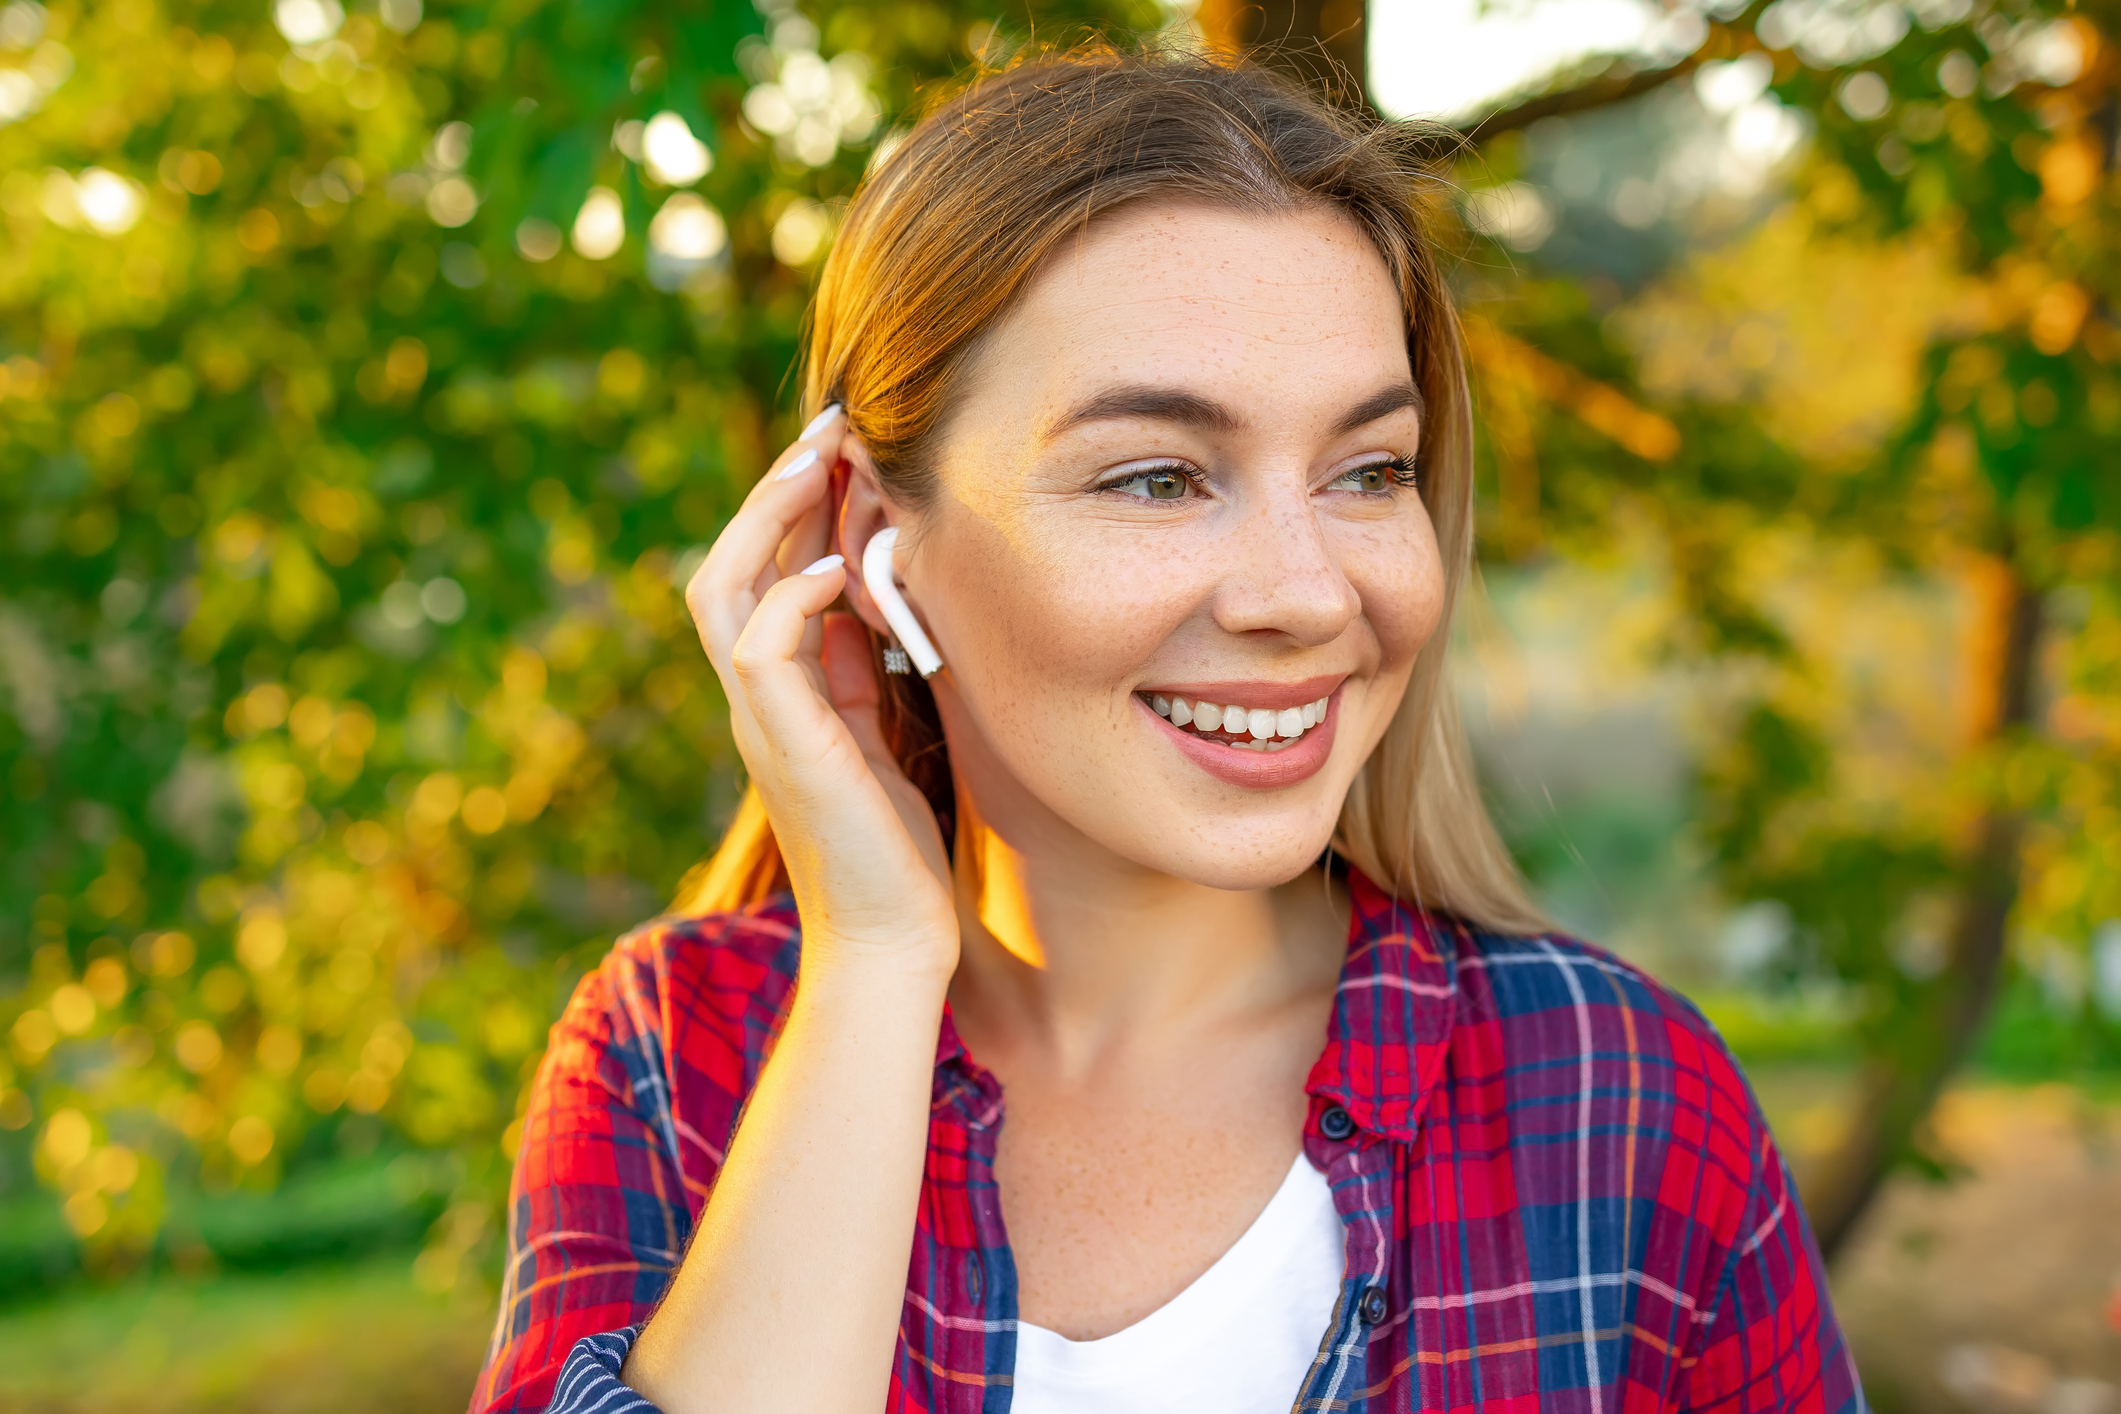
left=834, top=435, right=908, bottom=641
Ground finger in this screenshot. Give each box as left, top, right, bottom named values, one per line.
left=695, top=446, right=832, bottom=600
left=745, top=403, right=848, bottom=524
left=763, top=487, right=836, bottom=600
left=736, top=403, right=847, bottom=505
left=763, top=402, right=847, bottom=484
left=687, top=484, right=831, bottom=666
left=688, top=406, right=848, bottom=640
left=774, top=479, right=837, bottom=579
left=726, top=557, right=849, bottom=732
left=778, top=479, right=841, bottom=663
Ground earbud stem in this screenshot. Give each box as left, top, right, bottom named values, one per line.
left=861, top=527, right=943, bottom=679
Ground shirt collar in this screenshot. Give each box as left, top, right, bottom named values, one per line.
left=1303, top=866, right=1462, bottom=1143
left=931, top=865, right=1461, bottom=1142
left=931, top=1004, right=1003, bottom=1126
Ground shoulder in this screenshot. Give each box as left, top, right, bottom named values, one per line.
left=1452, top=923, right=1743, bottom=1079
left=552, top=895, right=805, bottom=1096
left=596, top=894, right=804, bottom=1017
left=1446, top=919, right=1772, bottom=1191
left=1437, top=924, right=1848, bottom=1390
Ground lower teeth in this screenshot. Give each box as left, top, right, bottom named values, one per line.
left=1185, top=728, right=1299, bottom=752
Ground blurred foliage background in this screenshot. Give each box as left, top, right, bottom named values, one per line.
left=2, top=0, right=2120, bottom=1406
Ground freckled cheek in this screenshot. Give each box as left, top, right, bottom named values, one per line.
left=928, top=542, right=1182, bottom=717
left=1344, top=527, right=1446, bottom=673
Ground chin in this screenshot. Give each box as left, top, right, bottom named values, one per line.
left=1116, top=818, right=1342, bottom=893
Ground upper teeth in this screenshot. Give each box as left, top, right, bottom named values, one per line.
left=1148, top=692, right=1331, bottom=743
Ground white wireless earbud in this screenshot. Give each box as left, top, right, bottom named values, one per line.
left=861, top=526, right=943, bottom=678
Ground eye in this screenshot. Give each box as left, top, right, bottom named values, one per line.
left=1101, top=463, right=1201, bottom=500
left=1327, top=457, right=1416, bottom=494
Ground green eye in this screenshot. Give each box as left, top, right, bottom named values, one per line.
left=1333, top=461, right=1409, bottom=493
left=1109, top=467, right=1193, bottom=499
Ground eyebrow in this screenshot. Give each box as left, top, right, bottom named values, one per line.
left=1043, top=380, right=1424, bottom=443
left=1332, top=381, right=1425, bottom=437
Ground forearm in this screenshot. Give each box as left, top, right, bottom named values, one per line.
left=621, top=952, right=948, bottom=1412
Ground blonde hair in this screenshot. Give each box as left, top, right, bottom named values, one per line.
left=675, top=45, right=1546, bottom=935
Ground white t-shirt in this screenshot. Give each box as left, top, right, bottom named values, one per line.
left=1009, top=1154, right=1345, bottom=1414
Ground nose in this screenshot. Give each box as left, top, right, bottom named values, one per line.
left=1209, top=478, right=1361, bottom=647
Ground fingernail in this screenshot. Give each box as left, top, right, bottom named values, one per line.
left=799, top=403, right=844, bottom=440
left=775, top=449, right=820, bottom=481
left=799, top=553, right=844, bottom=576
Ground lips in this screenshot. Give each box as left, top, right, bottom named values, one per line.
left=1137, top=684, right=1341, bottom=790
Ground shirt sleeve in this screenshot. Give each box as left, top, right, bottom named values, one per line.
left=543, top=1328, right=658, bottom=1414
left=1681, top=1103, right=1867, bottom=1414
left=468, top=961, right=697, bottom=1414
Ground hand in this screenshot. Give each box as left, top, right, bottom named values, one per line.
left=683, top=407, right=958, bottom=980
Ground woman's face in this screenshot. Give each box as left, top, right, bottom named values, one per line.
left=892, top=200, right=1445, bottom=891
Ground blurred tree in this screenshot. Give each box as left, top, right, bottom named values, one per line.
left=1714, top=0, right=2116, bottom=1255
left=0, top=0, right=1150, bottom=1280
left=1193, top=0, right=1368, bottom=106
left=8, top=0, right=2119, bottom=1290
left=1451, top=0, right=2121, bottom=1256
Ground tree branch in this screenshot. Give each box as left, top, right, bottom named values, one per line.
left=1462, top=53, right=1710, bottom=141
left=1450, top=11, right=1784, bottom=145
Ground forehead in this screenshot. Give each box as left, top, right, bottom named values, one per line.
left=971, top=201, right=1411, bottom=426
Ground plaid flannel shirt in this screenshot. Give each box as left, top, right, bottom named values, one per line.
left=471, top=869, right=1864, bottom=1414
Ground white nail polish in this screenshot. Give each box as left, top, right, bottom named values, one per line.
left=799, top=553, right=843, bottom=576
left=775, top=449, right=820, bottom=481
left=800, top=404, right=843, bottom=440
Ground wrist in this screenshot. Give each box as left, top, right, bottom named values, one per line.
left=794, top=935, right=957, bottom=1006
left=793, top=899, right=959, bottom=980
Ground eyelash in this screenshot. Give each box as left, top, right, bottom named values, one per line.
left=1340, top=456, right=1419, bottom=491
left=1098, top=456, right=1418, bottom=499
left=1099, top=461, right=1209, bottom=499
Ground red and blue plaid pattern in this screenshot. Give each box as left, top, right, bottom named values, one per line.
left=470, top=869, right=1863, bottom=1413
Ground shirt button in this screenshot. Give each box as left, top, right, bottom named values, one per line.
left=1359, top=1285, right=1389, bottom=1326
left=1319, top=1103, right=1356, bottom=1141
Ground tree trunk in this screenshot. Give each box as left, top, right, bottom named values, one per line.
left=1193, top=0, right=1370, bottom=108
left=1802, top=560, right=2044, bottom=1260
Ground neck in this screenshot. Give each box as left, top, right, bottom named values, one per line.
left=945, top=783, right=1345, bottom=1078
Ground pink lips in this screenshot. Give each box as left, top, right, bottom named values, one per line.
left=1138, top=684, right=1341, bottom=790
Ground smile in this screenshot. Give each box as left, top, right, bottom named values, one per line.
left=1138, top=693, right=1331, bottom=752
left=1132, top=677, right=1343, bottom=790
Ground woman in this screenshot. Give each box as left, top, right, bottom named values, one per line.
left=471, top=48, right=1861, bottom=1414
